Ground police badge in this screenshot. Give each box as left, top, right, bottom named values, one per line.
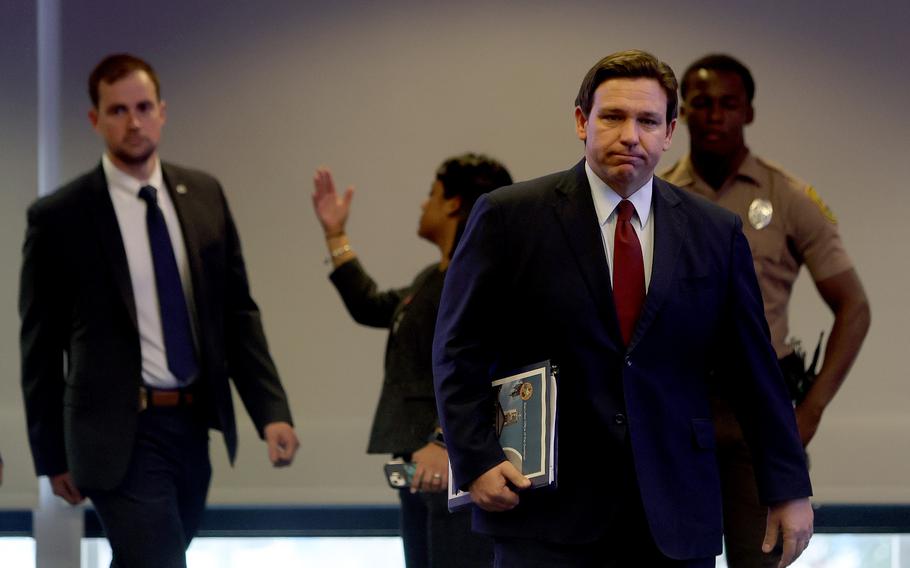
left=748, top=198, right=773, bottom=230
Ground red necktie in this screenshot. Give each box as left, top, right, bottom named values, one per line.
left=613, top=200, right=645, bottom=346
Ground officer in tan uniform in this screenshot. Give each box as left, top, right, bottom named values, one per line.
left=662, top=54, right=871, bottom=568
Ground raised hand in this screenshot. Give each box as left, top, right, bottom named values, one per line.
left=312, top=167, right=354, bottom=236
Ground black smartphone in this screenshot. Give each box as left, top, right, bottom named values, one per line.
left=383, top=459, right=417, bottom=489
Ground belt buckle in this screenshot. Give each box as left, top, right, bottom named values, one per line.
left=139, top=387, right=148, bottom=411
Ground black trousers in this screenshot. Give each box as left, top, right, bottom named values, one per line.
left=493, top=536, right=715, bottom=568
left=399, top=489, right=493, bottom=568
left=492, top=489, right=715, bottom=568
left=492, top=442, right=715, bottom=568
left=87, top=405, right=211, bottom=568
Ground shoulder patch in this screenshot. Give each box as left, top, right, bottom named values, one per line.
left=805, top=186, right=837, bottom=224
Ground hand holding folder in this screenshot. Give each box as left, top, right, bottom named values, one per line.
left=448, top=361, right=558, bottom=512
left=464, top=459, right=532, bottom=512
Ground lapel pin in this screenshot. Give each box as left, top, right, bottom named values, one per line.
left=176, top=184, right=188, bottom=195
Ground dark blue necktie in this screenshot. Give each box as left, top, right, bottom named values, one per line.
left=138, top=185, right=198, bottom=385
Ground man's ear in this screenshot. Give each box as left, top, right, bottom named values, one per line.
left=662, top=118, right=677, bottom=151
left=88, top=108, right=99, bottom=130
left=574, top=106, right=588, bottom=142
left=745, top=104, right=755, bottom=126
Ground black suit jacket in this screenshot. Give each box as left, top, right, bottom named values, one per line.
left=329, top=259, right=444, bottom=455
left=20, top=162, right=293, bottom=491
left=433, top=161, right=811, bottom=559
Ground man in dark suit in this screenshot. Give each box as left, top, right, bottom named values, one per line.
left=433, top=50, right=813, bottom=567
left=20, top=53, right=299, bottom=568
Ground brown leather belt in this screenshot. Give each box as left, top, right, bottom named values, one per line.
left=139, top=386, right=195, bottom=411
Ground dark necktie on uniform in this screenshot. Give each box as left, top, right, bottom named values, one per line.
left=613, top=199, right=645, bottom=346
left=138, top=185, right=198, bottom=385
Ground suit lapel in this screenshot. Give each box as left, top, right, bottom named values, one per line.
left=161, top=163, right=205, bottom=291
left=552, top=160, right=623, bottom=351
left=628, top=178, right=687, bottom=349
left=88, top=164, right=138, bottom=329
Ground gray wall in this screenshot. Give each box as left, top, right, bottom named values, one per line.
left=1, top=0, right=38, bottom=508
left=2, top=0, right=908, bottom=507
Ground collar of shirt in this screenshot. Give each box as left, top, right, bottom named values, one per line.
left=585, top=160, right=653, bottom=228
left=101, top=153, right=197, bottom=389
left=734, top=151, right=764, bottom=186
left=672, top=149, right=761, bottom=191
left=102, top=153, right=165, bottom=198
left=584, top=160, right=654, bottom=292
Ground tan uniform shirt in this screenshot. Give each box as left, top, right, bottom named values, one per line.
left=662, top=152, right=853, bottom=357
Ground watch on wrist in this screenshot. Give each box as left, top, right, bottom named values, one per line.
left=428, top=427, right=446, bottom=448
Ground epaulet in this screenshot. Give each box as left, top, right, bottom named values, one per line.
left=804, top=186, right=838, bottom=224
left=752, top=156, right=809, bottom=189
left=755, top=157, right=837, bottom=224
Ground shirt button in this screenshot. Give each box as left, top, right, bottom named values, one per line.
left=624, top=357, right=632, bottom=367
left=614, top=413, right=626, bottom=425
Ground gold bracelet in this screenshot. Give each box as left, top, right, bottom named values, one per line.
left=330, top=243, right=352, bottom=258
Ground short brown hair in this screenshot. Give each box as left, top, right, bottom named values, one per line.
left=575, top=50, right=678, bottom=123
left=89, top=53, right=161, bottom=108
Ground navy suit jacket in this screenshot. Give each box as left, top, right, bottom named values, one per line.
left=433, top=160, right=811, bottom=559
left=20, top=162, right=293, bottom=491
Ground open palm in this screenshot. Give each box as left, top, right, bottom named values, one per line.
left=312, top=167, right=354, bottom=235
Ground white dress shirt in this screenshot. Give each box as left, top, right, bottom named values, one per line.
left=103, top=154, right=198, bottom=389
left=585, top=161, right=655, bottom=292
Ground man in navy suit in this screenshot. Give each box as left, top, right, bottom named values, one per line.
left=433, top=50, right=813, bottom=567
left=20, top=54, right=299, bottom=567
